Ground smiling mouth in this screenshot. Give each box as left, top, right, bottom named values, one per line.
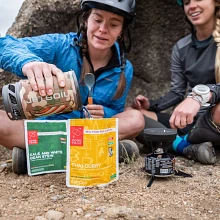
left=190, top=11, right=202, bottom=17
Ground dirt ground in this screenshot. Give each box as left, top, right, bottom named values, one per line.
left=0, top=145, right=220, bottom=220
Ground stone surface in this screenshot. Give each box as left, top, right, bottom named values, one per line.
left=1, top=155, right=220, bottom=220
left=0, top=0, right=190, bottom=108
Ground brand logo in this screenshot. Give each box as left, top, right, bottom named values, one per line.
left=26, top=91, right=71, bottom=104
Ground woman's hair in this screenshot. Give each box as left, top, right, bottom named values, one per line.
left=76, top=9, right=131, bottom=99
left=213, top=0, right=220, bottom=83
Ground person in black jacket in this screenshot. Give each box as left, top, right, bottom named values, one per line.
left=129, top=0, right=220, bottom=164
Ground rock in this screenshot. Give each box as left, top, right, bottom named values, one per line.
left=0, top=0, right=190, bottom=108
left=106, top=206, right=132, bottom=218
left=75, top=208, right=83, bottom=215
left=34, top=216, right=47, bottom=220
left=84, top=213, right=91, bottom=218
left=45, top=210, right=64, bottom=220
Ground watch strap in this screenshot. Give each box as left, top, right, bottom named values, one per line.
left=187, top=92, right=210, bottom=106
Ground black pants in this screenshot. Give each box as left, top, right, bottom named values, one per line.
left=136, top=110, right=220, bottom=145
left=187, top=108, right=220, bottom=145
left=156, top=112, right=196, bottom=135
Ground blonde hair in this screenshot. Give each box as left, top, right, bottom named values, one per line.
left=213, top=1, right=220, bottom=83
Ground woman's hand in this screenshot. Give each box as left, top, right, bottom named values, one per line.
left=169, top=98, right=201, bottom=129
left=132, top=95, right=150, bottom=110
left=85, top=104, right=104, bottom=118
left=22, top=61, right=65, bottom=96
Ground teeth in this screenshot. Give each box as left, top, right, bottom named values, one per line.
left=191, top=12, right=201, bottom=17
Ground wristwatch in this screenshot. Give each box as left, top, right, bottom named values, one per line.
left=187, top=84, right=210, bottom=106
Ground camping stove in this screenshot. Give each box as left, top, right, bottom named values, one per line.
left=143, top=128, right=177, bottom=187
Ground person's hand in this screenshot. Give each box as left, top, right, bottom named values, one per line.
left=22, top=61, right=65, bottom=96
left=169, top=98, right=201, bottom=129
left=132, top=95, right=150, bottom=110
left=85, top=104, right=104, bottom=118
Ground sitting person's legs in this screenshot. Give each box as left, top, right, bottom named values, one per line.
left=115, top=109, right=145, bottom=140
left=135, top=115, right=166, bottom=146
left=0, top=110, right=26, bottom=174
left=173, top=105, right=220, bottom=164
left=0, top=110, right=25, bottom=150
left=188, top=105, right=220, bottom=144
left=136, top=112, right=194, bottom=146
left=113, top=109, right=145, bottom=163
left=134, top=111, right=217, bottom=164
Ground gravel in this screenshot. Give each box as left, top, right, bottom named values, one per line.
left=0, top=147, right=220, bottom=220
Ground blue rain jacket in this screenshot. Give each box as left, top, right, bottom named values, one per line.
left=0, top=33, right=133, bottom=119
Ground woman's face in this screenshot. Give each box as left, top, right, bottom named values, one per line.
left=183, top=0, right=216, bottom=28
left=86, top=9, right=124, bottom=52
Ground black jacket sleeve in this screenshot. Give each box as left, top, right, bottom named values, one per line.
left=149, top=43, right=187, bottom=112
left=207, top=83, right=220, bottom=104
left=149, top=91, right=184, bottom=112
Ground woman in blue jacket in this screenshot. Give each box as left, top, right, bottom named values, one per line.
left=0, top=0, right=144, bottom=173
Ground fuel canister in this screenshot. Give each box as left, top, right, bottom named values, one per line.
left=2, top=70, right=82, bottom=120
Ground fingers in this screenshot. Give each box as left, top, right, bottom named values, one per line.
left=22, top=62, right=64, bottom=96
left=133, top=95, right=144, bottom=108
left=42, top=66, right=53, bottom=96
left=170, top=114, right=192, bottom=129
left=132, top=98, right=140, bottom=109
left=186, top=114, right=194, bottom=125
left=170, top=108, right=188, bottom=129
left=169, top=114, right=177, bottom=129
left=51, top=65, right=65, bottom=87
left=44, top=64, right=65, bottom=95
left=34, top=63, right=47, bottom=96
left=180, top=115, right=187, bottom=128
left=132, top=95, right=149, bottom=110
left=170, top=108, right=196, bottom=129
left=170, top=98, right=201, bottom=129
left=25, top=69, right=38, bottom=92
left=85, top=105, right=104, bottom=118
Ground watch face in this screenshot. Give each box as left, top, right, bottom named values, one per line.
left=194, top=85, right=210, bottom=95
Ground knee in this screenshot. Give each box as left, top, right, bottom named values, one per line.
left=124, top=106, right=133, bottom=111
left=128, top=110, right=145, bottom=131
left=0, top=110, right=12, bottom=135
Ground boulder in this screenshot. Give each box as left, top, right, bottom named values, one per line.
left=0, top=0, right=190, bottom=109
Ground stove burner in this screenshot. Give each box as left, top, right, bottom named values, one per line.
left=143, top=128, right=177, bottom=187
